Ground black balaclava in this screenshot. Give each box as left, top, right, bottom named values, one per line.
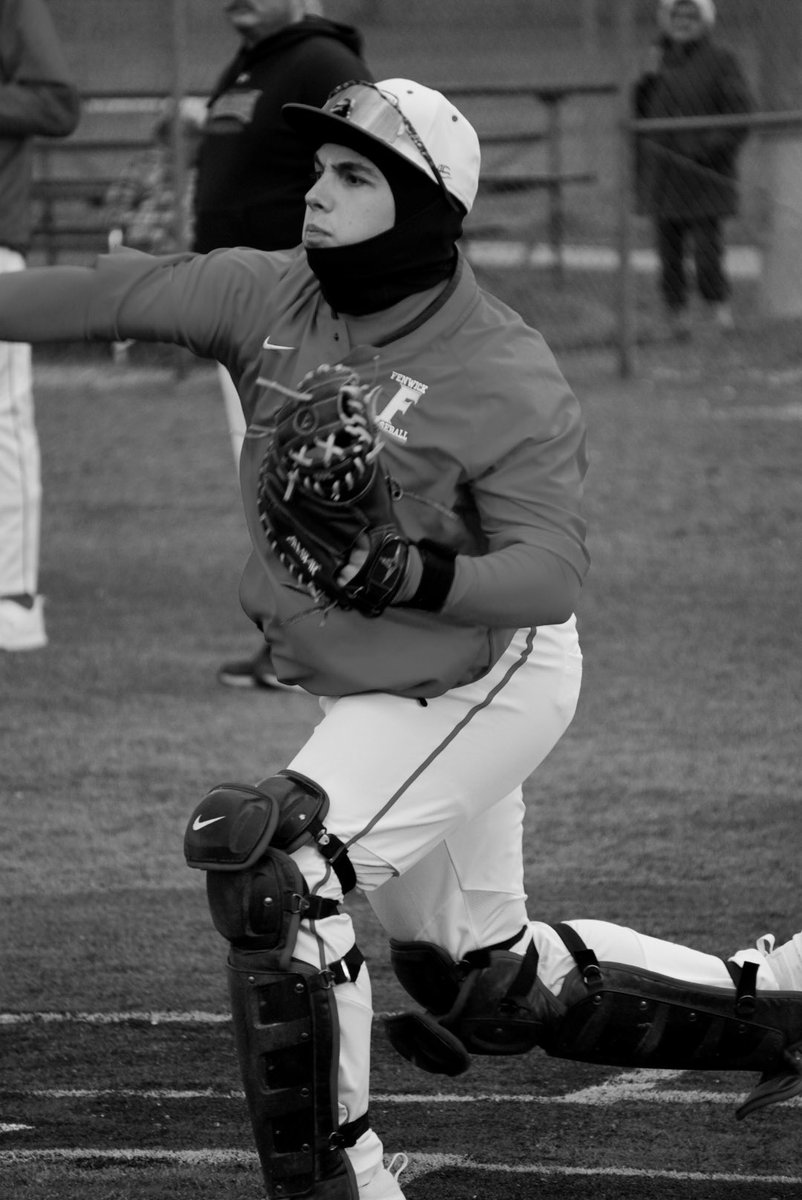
left=305, top=149, right=466, bottom=316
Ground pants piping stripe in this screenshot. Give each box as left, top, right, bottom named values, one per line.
left=343, top=626, right=538, bottom=853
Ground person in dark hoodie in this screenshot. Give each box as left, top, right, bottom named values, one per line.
left=193, top=0, right=373, bottom=690
left=194, top=0, right=372, bottom=254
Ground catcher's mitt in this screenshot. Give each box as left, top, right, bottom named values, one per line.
left=256, top=360, right=412, bottom=618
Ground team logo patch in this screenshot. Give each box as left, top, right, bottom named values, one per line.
left=375, top=372, right=429, bottom=443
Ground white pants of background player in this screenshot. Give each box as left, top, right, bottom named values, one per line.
left=0, top=248, right=40, bottom=600
left=281, top=618, right=788, bottom=1196
left=217, top=363, right=245, bottom=467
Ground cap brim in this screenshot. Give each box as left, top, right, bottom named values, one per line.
left=283, top=102, right=425, bottom=180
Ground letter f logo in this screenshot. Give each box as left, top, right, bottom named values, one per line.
left=376, top=383, right=421, bottom=426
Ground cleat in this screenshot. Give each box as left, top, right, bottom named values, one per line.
left=216, top=644, right=303, bottom=691
left=736, top=1044, right=802, bottom=1119
left=765, top=930, right=802, bottom=991
left=354, top=1150, right=408, bottom=1200
left=0, top=595, right=47, bottom=651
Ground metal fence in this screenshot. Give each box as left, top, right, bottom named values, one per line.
left=35, top=0, right=802, bottom=374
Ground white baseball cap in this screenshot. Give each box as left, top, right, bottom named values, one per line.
left=283, top=78, right=481, bottom=213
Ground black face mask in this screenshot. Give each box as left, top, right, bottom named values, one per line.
left=304, top=155, right=466, bottom=315
left=306, top=198, right=464, bottom=315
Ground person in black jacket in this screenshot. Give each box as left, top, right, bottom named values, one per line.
left=633, top=0, right=753, bottom=339
left=194, top=0, right=373, bottom=690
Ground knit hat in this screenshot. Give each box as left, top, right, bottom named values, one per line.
left=659, top=0, right=716, bottom=31
left=283, top=78, right=481, bottom=213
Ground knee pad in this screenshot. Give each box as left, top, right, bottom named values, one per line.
left=185, top=770, right=355, bottom=894
left=184, top=772, right=364, bottom=1198
left=383, top=935, right=560, bottom=1076
left=184, top=772, right=354, bottom=969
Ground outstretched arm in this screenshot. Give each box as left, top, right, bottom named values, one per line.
left=0, top=252, right=203, bottom=346
left=0, top=266, right=98, bottom=342
left=0, top=247, right=283, bottom=364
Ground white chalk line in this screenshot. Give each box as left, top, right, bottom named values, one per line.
left=710, top=403, right=802, bottom=421
left=3, top=1053, right=801, bottom=1187
left=6, top=1072, right=802, bottom=1110
left=0, top=1147, right=800, bottom=1188
left=3, top=1014, right=802, bottom=1112
left=0, top=1010, right=230, bottom=1026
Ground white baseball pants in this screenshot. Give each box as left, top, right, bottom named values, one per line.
left=217, top=362, right=246, bottom=468
left=287, top=620, right=583, bottom=1190
left=277, top=618, right=782, bottom=1193
left=0, top=248, right=40, bottom=597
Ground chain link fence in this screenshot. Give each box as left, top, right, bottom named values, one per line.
left=38, top=0, right=802, bottom=374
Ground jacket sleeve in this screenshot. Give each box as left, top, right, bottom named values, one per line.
left=0, top=263, right=98, bottom=341
left=703, top=47, right=754, bottom=157
left=631, top=39, right=667, bottom=119
left=0, top=247, right=281, bottom=375
left=0, top=0, right=81, bottom=139
left=443, top=346, right=590, bottom=629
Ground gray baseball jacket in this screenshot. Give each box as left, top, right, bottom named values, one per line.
left=0, top=245, right=590, bottom=698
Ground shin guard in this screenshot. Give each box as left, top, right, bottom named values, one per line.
left=228, top=948, right=363, bottom=1198
left=185, top=779, right=364, bottom=1197
left=544, top=922, right=802, bottom=1119
left=383, top=925, right=802, bottom=1120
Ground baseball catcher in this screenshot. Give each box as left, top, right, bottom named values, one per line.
left=256, top=356, right=455, bottom=619
left=5, top=69, right=802, bottom=1200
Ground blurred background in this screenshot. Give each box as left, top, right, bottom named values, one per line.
left=29, top=0, right=802, bottom=370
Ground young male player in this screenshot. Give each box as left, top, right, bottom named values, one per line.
left=0, top=78, right=799, bottom=1200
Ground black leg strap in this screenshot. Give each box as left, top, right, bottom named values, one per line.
left=277, top=769, right=358, bottom=895
left=330, top=1109, right=371, bottom=1150
left=305, top=894, right=340, bottom=920
left=552, top=922, right=603, bottom=992
left=314, top=828, right=357, bottom=895
left=321, top=943, right=365, bottom=988
left=505, top=939, right=540, bottom=1003
left=726, top=957, right=759, bottom=1017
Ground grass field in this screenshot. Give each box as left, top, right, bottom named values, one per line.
left=2, top=288, right=802, bottom=1198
